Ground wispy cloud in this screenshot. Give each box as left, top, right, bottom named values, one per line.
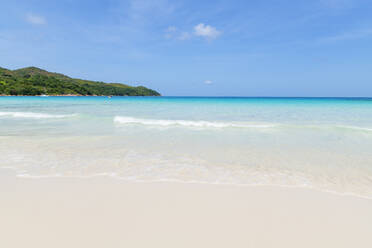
left=165, top=23, right=221, bottom=41
left=166, top=26, right=177, bottom=32
left=26, top=13, right=46, bottom=25
left=319, top=0, right=357, bottom=10
left=319, top=28, right=372, bottom=43
left=178, top=31, right=192, bottom=40
left=128, top=0, right=174, bottom=23
left=204, top=80, right=213, bottom=84
left=165, top=26, right=191, bottom=40
left=194, top=23, right=221, bottom=40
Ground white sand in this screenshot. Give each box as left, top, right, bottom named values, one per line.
left=1, top=171, right=372, bottom=248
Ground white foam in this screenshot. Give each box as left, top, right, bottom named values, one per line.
left=113, top=116, right=372, bottom=133
left=0, top=111, right=75, bottom=119
left=298, top=124, right=372, bottom=133
left=114, top=116, right=276, bottom=129
left=335, top=125, right=372, bottom=132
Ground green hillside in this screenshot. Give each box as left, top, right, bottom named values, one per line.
left=0, top=66, right=160, bottom=96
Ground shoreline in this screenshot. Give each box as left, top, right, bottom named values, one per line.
left=1, top=170, right=372, bottom=248
left=11, top=170, right=372, bottom=201
left=2, top=165, right=371, bottom=200
left=0, top=95, right=161, bottom=97
left=1, top=94, right=129, bottom=97
left=1, top=95, right=372, bottom=98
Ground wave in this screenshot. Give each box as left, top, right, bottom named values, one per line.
left=0, top=111, right=76, bottom=119
left=114, top=116, right=276, bottom=129
left=114, top=116, right=372, bottom=133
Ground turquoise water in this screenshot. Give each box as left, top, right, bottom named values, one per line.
left=1, top=96, right=372, bottom=197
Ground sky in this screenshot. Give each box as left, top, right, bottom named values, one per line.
left=1, top=0, right=372, bottom=96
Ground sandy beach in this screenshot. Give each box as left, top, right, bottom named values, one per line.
left=2, top=0, right=372, bottom=246
left=1, top=170, right=371, bottom=248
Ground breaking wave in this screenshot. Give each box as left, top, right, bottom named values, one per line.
left=113, top=116, right=372, bottom=133
left=114, top=116, right=276, bottom=129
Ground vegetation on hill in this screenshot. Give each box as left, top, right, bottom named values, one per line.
left=0, top=67, right=160, bottom=96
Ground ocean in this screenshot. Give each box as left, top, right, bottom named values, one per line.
left=1, top=96, right=371, bottom=198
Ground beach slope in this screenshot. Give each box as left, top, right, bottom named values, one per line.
left=1, top=172, right=371, bottom=248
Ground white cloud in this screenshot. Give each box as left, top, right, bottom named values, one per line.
left=165, top=23, right=221, bottom=41
left=26, top=13, right=46, bottom=25
left=204, top=80, right=213, bottom=84
left=194, top=23, right=221, bottom=40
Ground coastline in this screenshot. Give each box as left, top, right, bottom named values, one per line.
left=1, top=171, right=371, bottom=248
left=0, top=95, right=161, bottom=97
left=1, top=94, right=115, bottom=96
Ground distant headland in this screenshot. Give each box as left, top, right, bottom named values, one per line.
left=0, top=66, right=160, bottom=96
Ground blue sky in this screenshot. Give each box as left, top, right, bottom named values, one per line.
left=1, top=0, right=372, bottom=96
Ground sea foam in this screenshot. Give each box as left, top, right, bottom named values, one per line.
left=335, top=125, right=372, bottom=132
left=114, top=116, right=276, bottom=129
left=113, top=116, right=372, bottom=132
left=0, top=111, right=75, bottom=119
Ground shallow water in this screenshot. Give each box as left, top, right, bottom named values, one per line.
left=1, top=96, right=372, bottom=197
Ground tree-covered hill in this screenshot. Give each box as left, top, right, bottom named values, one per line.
left=0, top=66, right=160, bottom=96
